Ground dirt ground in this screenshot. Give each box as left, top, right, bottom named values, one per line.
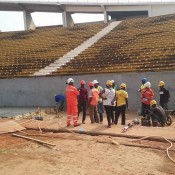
left=0, top=110, right=175, bottom=175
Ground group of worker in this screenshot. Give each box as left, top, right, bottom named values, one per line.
left=66, top=78, right=128, bottom=128
left=139, top=78, right=170, bottom=126
left=65, top=77, right=170, bottom=128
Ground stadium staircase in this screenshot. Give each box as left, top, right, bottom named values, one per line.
left=33, top=21, right=121, bottom=76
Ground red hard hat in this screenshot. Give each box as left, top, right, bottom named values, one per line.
left=80, top=80, right=86, bottom=85
left=88, top=82, right=94, bottom=87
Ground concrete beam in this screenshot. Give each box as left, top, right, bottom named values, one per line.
left=101, top=5, right=106, bottom=11
left=23, top=10, right=36, bottom=30
left=57, top=4, right=64, bottom=12
left=16, top=3, right=26, bottom=11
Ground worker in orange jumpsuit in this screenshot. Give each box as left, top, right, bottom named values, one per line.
left=66, top=78, right=80, bottom=127
left=141, top=81, right=154, bottom=118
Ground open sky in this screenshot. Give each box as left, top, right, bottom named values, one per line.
left=0, top=0, right=173, bottom=32
left=0, top=11, right=105, bottom=32
left=0, top=0, right=107, bottom=32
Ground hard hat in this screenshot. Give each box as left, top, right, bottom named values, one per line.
left=67, top=78, right=74, bottom=84
left=80, top=80, right=86, bottom=85
left=158, top=81, right=165, bottom=87
left=120, top=83, right=126, bottom=88
left=144, top=82, right=151, bottom=88
left=89, top=82, right=94, bottom=87
left=93, top=80, right=99, bottom=84
left=141, top=78, right=147, bottom=84
left=150, top=100, right=157, bottom=106
left=106, top=80, right=113, bottom=86
left=111, top=80, right=115, bottom=83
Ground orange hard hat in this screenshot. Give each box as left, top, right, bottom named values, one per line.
left=80, top=80, right=86, bottom=85
left=88, top=82, right=94, bottom=87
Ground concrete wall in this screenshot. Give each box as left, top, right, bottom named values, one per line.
left=0, top=72, right=174, bottom=111
left=151, top=4, right=175, bottom=17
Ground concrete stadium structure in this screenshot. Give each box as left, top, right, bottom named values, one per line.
left=1, top=0, right=175, bottom=29
left=0, top=72, right=175, bottom=111
left=0, top=0, right=175, bottom=111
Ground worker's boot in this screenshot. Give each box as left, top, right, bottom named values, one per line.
left=67, top=122, right=71, bottom=127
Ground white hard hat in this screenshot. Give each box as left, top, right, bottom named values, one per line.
left=67, top=78, right=74, bottom=84
left=93, top=80, right=99, bottom=84
left=111, top=80, right=115, bottom=83
left=144, top=81, right=151, bottom=88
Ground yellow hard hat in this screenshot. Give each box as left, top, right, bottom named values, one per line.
left=106, top=80, right=113, bottom=86
left=158, top=81, right=165, bottom=87
left=120, top=83, right=126, bottom=88
left=150, top=100, right=157, bottom=106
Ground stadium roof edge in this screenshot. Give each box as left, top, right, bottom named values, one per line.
left=1, top=1, right=175, bottom=30
left=1, top=1, right=175, bottom=5
left=1, top=1, right=175, bottom=13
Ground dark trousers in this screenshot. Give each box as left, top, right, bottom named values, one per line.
left=104, top=105, right=114, bottom=126
left=56, top=100, right=65, bottom=111
left=142, top=103, right=150, bottom=117
left=115, top=105, right=126, bottom=125
left=111, top=106, right=115, bottom=123
left=99, top=113, right=103, bottom=123
left=94, top=106, right=99, bottom=123
left=160, top=102, right=168, bottom=110
left=89, top=105, right=99, bottom=123
left=78, top=101, right=87, bottom=122
left=97, top=101, right=104, bottom=122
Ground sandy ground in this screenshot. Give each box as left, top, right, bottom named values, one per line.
left=0, top=110, right=175, bottom=175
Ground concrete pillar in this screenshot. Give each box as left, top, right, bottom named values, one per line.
left=23, top=10, right=36, bottom=30
left=104, top=11, right=108, bottom=23
left=62, top=11, right=74, bottom=27
left=148, top=5, right=152, bottom=17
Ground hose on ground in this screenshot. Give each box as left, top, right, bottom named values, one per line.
left=130, top=136, right=175, bottom=164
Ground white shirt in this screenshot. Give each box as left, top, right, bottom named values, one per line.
left=103, top=88, right=115, bottom=106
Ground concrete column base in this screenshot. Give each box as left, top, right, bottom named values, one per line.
left=23, top=10, right=36, bottom=30
left=62, top=11, right=74, bottom=27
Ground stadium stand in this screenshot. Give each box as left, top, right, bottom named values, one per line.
left=1, top=14, right=175, bottom=78
left=0, top=22, right=107, bottom=78
left=52, top=14, right=175, bottom=75
left=33, top=21, right=120, bottom=76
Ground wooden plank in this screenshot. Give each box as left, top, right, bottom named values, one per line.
left=12, top=133, right=56, bottom=146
